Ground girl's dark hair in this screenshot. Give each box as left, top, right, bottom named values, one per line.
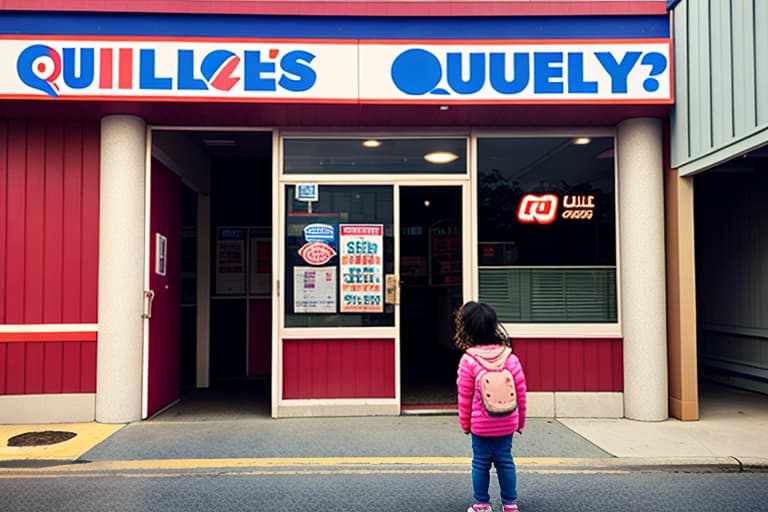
left=453, top=301, right=510, bottom=351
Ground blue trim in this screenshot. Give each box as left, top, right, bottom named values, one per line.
left=0, top=13, right=669, bottom=39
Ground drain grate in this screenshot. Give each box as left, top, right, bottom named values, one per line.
left=7, top=431, right=77, bottom=447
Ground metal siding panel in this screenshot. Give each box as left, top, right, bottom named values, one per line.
left=539, top=338, right=556, bottom=391
left=710, top=0, right=734, bottom=147
left=671, top=2, right=691, bottom=167
left=44, top=122, right=65, bottom=323
left=597, top=340, right=615, bottom=391
left=311, top=340, right=327, bottom=398
left=6, top=124, right=27, bottom=323
left=326, top=338, right=343, bottom=397
left=0, top=122, right=6, bottom=324
left=80, top=341, right=97, bottom=392
left=732, top=2, right=757, bottom=137
left=43, top=342, right=63, bottom=393
left=62, top=123, right=83, bottom=322
left=612, top=340, right=624, bottom=391
left=0, top=343, right=5, bottom=394
left=6, top=343, right=25, bottom=394
left=522, top=339, right=541, bottom=390
left=81, top=123, right=100, bottom=322
left=24, top=341, right=44, bottom=394
left=755, top=1, right=768, bottom=126
left=553, top=339, right=570, bottom=391
left=61, top=341, right=82, bottom=393
left=25, top=123, right=46, bottom=324
left=687, top=0, right=712, bottom=157
left=583, top=339, right=600, bottom=390
left=569, top=338, right=586, bottom=392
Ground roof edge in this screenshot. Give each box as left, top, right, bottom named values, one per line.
left=0, top=1, right=671, bottom=17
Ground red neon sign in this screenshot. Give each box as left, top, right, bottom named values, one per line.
left=517, top=194, right=559, bottom=224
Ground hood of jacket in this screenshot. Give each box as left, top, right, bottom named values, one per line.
left=466, top=345, right=511, bottom=370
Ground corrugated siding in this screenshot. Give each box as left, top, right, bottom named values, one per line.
left=671, top=0, right=768, bottom=173
left=0, top=120, right=100, bottom=324
left=282, top=338, right=396, bottom=399
left=513, top=338, right=623, bottom=392
left=0, top=340, right=97, bottom=394
left=0, top=119, right=100, bottom=395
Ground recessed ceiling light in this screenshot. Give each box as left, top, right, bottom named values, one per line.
left=362, top=139, right=382, bottom=148
left=424, top=200, right=431, bottom=207
left=424, top=151, right=459, bottom=164
left=440, top=105, right=449, bottom=111
left=572, top=137, right=592, bottom=145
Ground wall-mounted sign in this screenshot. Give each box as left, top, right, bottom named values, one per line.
left=298, top=241, right=336, bottom=265
left=0, top=38, right=672, bottom=104
left=294, top=266, right=337, bottom=313
left=339, top=224, right=383, bottom=313
left=155, top=233, right=167, bottom=276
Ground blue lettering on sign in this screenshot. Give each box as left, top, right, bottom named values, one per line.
left=390, top=47, right=668, bottom=97
left=16, top=44, right=318, bottom=97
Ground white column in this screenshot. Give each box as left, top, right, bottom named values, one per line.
left=96, top=115, right=146, bottom=423
left=617, top=118, right=668, bottom=421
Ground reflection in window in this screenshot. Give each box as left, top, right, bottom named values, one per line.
left=477, top=137, right=617, bottom=323
left=284, top=138, right=467, bottom=174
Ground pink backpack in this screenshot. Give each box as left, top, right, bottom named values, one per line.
left=468, top=347, right=517, bottom=417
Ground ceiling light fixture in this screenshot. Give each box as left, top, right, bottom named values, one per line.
left=572, top=137, right=592, bottom=145
left=424, top=151, right=459, bottom=164
left=362, top=139, right=382, bottom=148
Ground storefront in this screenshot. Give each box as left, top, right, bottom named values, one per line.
left=0, top=1, right=673, bottom=423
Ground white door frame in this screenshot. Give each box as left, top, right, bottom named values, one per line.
left=272, top=132, right=473, bottom=417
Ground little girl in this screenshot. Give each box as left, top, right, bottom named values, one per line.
left=455, top=301, right=527, bottom=512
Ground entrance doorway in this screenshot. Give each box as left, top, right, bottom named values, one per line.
left=399, top=186, right=464, bottom=410
left=146, top=129, right=274, bottom=420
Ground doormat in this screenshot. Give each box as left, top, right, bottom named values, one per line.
left=7, top=431, right=77, bottom=447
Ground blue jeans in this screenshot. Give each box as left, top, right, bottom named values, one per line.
left=470, top=433, right=518, bottom=505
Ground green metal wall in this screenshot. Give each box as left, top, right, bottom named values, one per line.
left=671, top=0, right=768, bottom=175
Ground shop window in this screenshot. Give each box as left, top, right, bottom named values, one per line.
left=477, top=137, right=617, bottom=323
left=283, top=138, right=467, bottom=174
left=284, top=185, right=395, bottom=327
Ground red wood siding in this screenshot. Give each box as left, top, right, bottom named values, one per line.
left=513, top=337, right=623, bottom=392
left=0, top=120, right=100, bottom=324
left=282, top=338, right=396, bottom=399
left=0, top=340, right=97, bottom=394
left=1, top=1, right=669, bottom=16
left=0, top=119, right=100, bottom=395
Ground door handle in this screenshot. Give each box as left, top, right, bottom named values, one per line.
left=385, top=274, right=400, bottom=305
left=142, top=289, right=155, bottom=319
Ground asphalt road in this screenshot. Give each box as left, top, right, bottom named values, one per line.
left=1, top=458, right=766, bottom=512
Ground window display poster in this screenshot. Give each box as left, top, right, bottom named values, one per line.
left=216, top=228, right=246, bottom=295
left=339, top=224, right=384, bottom=313
left=294, top=266, right=337, bottom=313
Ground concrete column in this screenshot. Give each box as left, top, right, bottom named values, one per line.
left=196, top=194, right=211, bottom=388
left=617, top=118, right=668, bottom=421
left=96, top=115, right=146, bottom=423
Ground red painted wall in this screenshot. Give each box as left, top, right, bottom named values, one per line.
left=282, top=338, right=396, bottom=399
left=514, top=337, right=623, bottom=392
left=0, top=120, right=100, bottom=395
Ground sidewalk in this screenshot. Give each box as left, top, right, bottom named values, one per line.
left=1, top=385, right=766, bottom=472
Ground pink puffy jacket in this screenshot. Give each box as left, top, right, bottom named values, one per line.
left=457, top=344, right=527, bottom=437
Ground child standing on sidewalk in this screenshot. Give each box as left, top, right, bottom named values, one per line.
left=455, top=301, right=527, bottom=512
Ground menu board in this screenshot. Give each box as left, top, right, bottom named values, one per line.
left=339, top=224, right=384, bottom=313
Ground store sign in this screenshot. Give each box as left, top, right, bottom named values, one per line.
left=362, top=42, right=672, bottom=102
left=517, top=193, right=596, bottom=224
left=339, top=224, right=384, bottom=313
left=0, top=38, right=671, bottom=103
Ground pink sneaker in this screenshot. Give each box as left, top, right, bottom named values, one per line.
left=502, top=504, right=519, bottom=512
left=467, top=505, right=492, bottom=512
